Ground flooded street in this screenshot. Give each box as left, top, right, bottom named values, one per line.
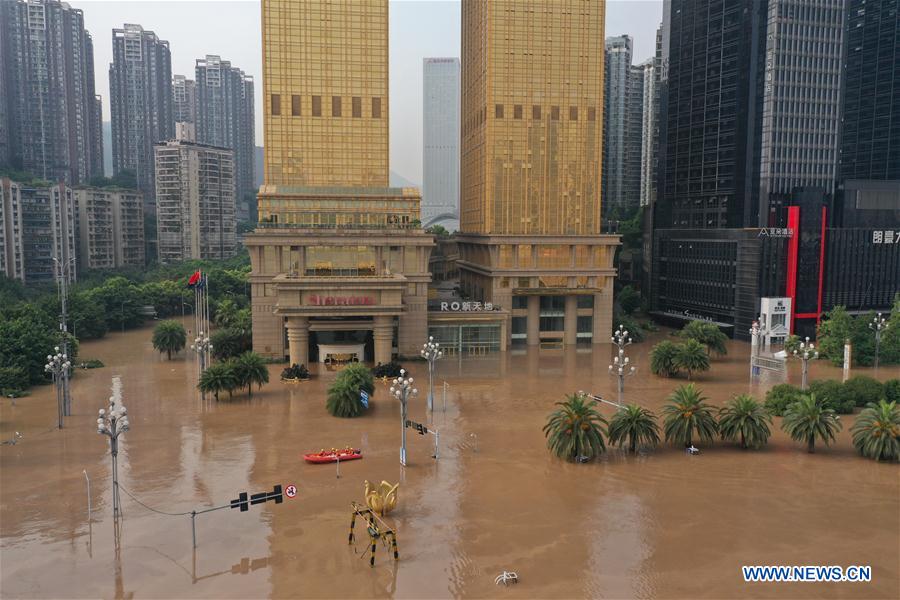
left=1, top=322, right=898, bottom=599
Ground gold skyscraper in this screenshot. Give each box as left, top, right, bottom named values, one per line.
left=247, top=0, right=433, bottom=366
left=457, top=0, right=619, bottom=347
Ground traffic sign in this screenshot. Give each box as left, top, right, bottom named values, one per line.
left=360, top=389, right=369, bottom=408
left=285, top=484, right=297, bottom=498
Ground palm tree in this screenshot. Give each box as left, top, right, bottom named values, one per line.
left=850, top=400, right=900, bottom=462
left=542, top=394, right=608, bottom=461
left=234, top=352, right=269, bottom=397
left=214, top=298, right=239, bottom=329
left=675, top=339, right=710, bottom=380
left=326, top=363, right=375, bottom=417
left=198, top=362, right=238, bottom=401
left=781, top=393, right=842, bottom=453
left=662, top=383, right=718, bottom=448
left=718, top=395, right=773, bottom=449
left=650, top=341, right=680, bottom=378
left=680, top=321, right=728, bottom=356
left=152, top=320, right=186, bottom=360
left=608, top=404, right=660, bottom=453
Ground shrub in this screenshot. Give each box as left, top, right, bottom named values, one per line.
left=808, top=379, right=855, bottom=415
left=326, top=363, right=375, bottom=418
left=650, top=341, right=680, bottom=377
left=764, top=383, right=805, bottom=417
left=884, top=379, right=900, bottom=403
left=281, top=363, right=310, bottom=380
left=617, top=285, right=641, bottom=315
left=78, top=359, right=105, bottom=369
left=842, top=376, right=885, bottom=408
left=614, top=315, right=645, bottom=342
left=372, top=361, right=404, bottom=378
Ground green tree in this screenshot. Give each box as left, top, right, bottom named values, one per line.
left=214, top=298, right=241, bottom=328
left=543, top=394, right=608, bottom=461
left=679, top=320, right=728, bottom=356
left=0, top=366, right=29, bottom=395
left=608, top=404, right=660, bottom=453
left=326, top=363, right=375, bottom=418
left=68, top=291, right=109, bottom=339
left=783, top=334, right=801, bottom=355
left=233, top=351, right=269, bottom=397
left=198, top=362, right=239, bottom=401
left=841, top=376, right=885, bottom=408
left=808, top=379, right=855, bottom=414
left=764, top=383, right=805, bottom=417
left=426, top=224, right=450, bottom=237
left=674, top=339, right=710, bottom=380
left=662, top=383, right=719, bottom=448
left=718, top=395, right=772, bottom=449
left=781, top=393, right=842, bottom=453
left=0, top=311, right=65, bottom=385
left=617, top=285, right=641, bottom=316
left=650, top=340, right=680, bottom=377
left=884, top=379, right=900, bottom=404
left=152, top=320, right=186, bottom=360
left=850, top=400, right=900, bottom=462
left=210, top=328, right=252, bottom=360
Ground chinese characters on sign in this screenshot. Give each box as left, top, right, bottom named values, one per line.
left=308, top=295, right=375, bottom=306
left=758, top=228, right=794, bottom=238
left=440, top=301, right=494, bottom=312
left=872, top=230, right=900, bottom=244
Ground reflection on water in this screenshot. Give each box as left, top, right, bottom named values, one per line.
left=1, top=323, right=898, bottom=599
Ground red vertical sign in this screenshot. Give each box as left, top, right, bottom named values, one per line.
left=785, top=206, right=801, bottom=333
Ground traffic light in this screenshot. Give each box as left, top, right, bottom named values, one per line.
left=230, top=492, right=249, bottom=512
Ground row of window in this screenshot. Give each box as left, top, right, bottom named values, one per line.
left=270, top=94, right=382, bottom=118
left=494, top=104, right=596, bottom=122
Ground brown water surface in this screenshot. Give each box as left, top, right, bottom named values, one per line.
left=1, top=323, right=898, bottom=599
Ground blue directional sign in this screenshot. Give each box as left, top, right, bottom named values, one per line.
left=360, top=390, right=369, bottom=409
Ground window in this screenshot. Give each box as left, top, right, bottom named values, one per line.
left=511, top=317, right=527, bottom=335
left=587, top=107, right=596, bottom=121
left=514, top=104, right=522, bottom=119
left=271, top=94, right=281, bottom=116
left=372, top=97, right=382, bottom=118
left=539, top=316, right=564, bottom=332
left=312, top=95, right=322, bottom=117
left=495, top=104, right=504, bottom=118
left=577, top=295, right=594, bottom=309
left=352, top=96, right=362, bottom=118
left=551, top=106, right=560, bottom=120
left=512, top=296, right=528, bottom=309
left=532, top=105, right=541, bottom=120
left=291, top=94, right=301, bottom=116
left=332, top=96, right=342, bottom=117
left=577, top=316, right=593, bottom=337
left=569, top=106, right=578, bottom=120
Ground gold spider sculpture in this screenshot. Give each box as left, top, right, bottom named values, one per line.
left=364, top=480, right=399, bottom=516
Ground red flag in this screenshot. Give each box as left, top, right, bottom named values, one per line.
left=188, top=270, right=201, bottom=288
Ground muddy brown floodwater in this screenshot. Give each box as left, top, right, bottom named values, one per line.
left=1, top=321, right=898, bottom=599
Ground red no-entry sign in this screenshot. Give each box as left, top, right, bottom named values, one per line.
left=285, top=484, right=297, bottom=498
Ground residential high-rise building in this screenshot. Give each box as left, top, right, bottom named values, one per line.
left=639, top=59, right=656, bottom=208
left=839, top=0, right=900, bottom=182
left=195, top=55, right=255, bottom=219
left=457, top=0, right=618, bottom=348
left=603, top=35, right=644, bottom=217
left=0, top=177, right=76, bottom=283
left=74, top=187, right=145, bottom=270
left=422, top=57, right=460, bottom=231
left=246, top=0, right=436, bottom=367
left=109, top=24, right=173, bottom=211
left=154, top=140, right=235, bottom=263
left=172, top=75, right=196, bottom=124
left=0, top=0, right=104, bottom=184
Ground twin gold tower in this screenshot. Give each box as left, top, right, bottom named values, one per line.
left=247, top=0, right=618, bottom=365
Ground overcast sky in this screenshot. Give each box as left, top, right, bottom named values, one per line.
left=73, top=0, right=663, bottom=184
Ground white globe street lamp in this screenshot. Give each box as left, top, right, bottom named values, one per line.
left=793, top=337, right=818, bottom=390
left=420, top=336, right=443, bottom=412
left=191, top=331, right=213, bottom=373
left=869, top=313, right=889, bottom=370
left=609, top=325, right=636, bottom=403
left=97, top=377, right=129, bottom=518
left=389, top=369, right=417, bottom=466
left=44, top=347, right=71, bottom=428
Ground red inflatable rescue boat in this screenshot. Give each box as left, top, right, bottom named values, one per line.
left=303, top=447, right=362, bottom=463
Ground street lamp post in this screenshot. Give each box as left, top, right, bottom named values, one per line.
left=44, top=347, right=71, bottom=428
left=97, top=377, right=129, bottom=519
left=52, top=256, right=75, bottom=416
left=793, top=337, right=818, bottom=390
left=749, top=319, right=768, bottom=378
left=191, top=332, right=213, bottom=373
left=389, top=369, right=417, bottom=466
left=608, top=324, right=636, bottom=403
left=869, top=313, right=889, bottom=369
left=420, top=336, right=442, bottom=412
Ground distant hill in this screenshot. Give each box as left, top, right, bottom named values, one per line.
left=390, top=171, right=420, bottom=188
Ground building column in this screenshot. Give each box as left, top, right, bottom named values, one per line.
left=526, top=295, right=540, bottom=346
left=374, top=315, right=393, bottom=365
left=564, top=294, right=578, bottom=345
left=592, top=280, right=614, bottom=344
left=499, top=317, right=508, bottom=352
left=286, top=316, right=309, bottom=366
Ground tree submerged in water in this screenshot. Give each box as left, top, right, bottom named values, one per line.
left=607, top=404, right=660, bottom=453
left=543, top=394, right=608, bottom=461
left=718, top=395, right=772, bottom=449
left=152, top=320, right=186, bottom=360
left=326, top=363, right=375, bottom=418
left=662, top=384, right=718, bottom=448
left=781, top=393, right=841, bottom=454
left=850, top=400, right=900, bottom=462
